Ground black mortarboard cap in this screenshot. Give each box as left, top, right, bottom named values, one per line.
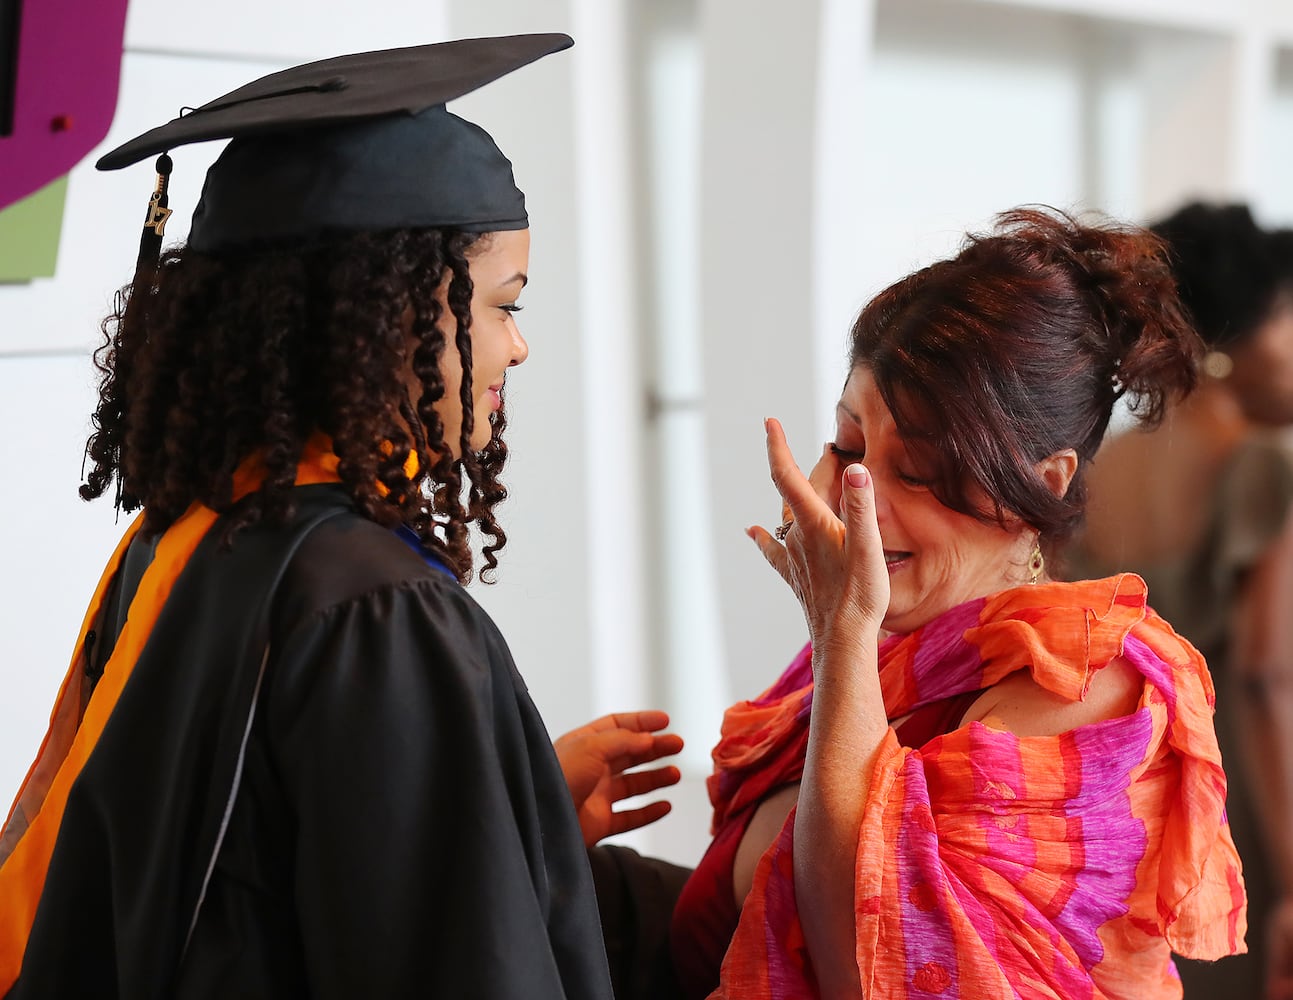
left=95, top=33, right=573, bottom=255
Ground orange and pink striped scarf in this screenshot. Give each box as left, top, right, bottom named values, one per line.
left=709, top=574, right=1246, bottom=999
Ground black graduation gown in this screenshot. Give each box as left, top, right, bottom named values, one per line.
left=9, top=484, right=613, bottom=999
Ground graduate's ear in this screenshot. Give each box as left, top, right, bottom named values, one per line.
left=1035, top=448, right=1078, bottom=499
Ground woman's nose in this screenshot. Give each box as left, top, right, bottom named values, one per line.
left=510, top=327, right=529, bottom=367
left=869, top=473, right=893, bottom=524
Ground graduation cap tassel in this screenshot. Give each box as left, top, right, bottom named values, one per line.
left=110, top=153, right=174, bottom=517
left=135, top=152, right=174, bottom=273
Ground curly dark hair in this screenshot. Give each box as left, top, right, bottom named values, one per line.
left=850, top=206, right=1201, bottom=554
left=80, top=228, right=510, bottom=583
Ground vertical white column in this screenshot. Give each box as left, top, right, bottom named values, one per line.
left=621, top=1, right=725, bottom=863
left=812, top=0, right=878, bottom=430
left=697, top=0, right=825, bottom=701
left=569, top=0, right=651, bottom=715
left=638, top=0, right=726, bottom=768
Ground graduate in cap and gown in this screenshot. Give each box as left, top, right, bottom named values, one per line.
left=0, top=34, right=618, bottom=1000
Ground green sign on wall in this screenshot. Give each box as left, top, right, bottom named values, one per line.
left=0, top=175, right=68, bottom=282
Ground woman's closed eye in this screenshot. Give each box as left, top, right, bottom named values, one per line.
left=829, top=442, right=865, bottom=463
left=499, top=303, right=523, bottom=314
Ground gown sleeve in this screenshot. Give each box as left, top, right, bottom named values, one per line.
left=588, top=844, right=692, bottom=1000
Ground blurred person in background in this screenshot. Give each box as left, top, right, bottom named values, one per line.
left=1073, top=202, right=1293, bottom=1000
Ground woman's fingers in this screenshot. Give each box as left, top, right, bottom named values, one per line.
left=752, top=422, right=843, bottom=588
left=747, top=524, right=794, bottom=587
left=838, top=464, right=878, bottom=546
left=807, top=442, right=843, bottom=511
left=754, top=419, right=891, bottom=645
left=836, top=462, right=891, bottom=626
left=765, top=418, right=823, bottom=522
left=763, top=420, right=848, bottom=557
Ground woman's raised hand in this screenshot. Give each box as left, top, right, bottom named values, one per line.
left=748, top=418, right=890, bottom=651
left=748, top=418, right=890, bottom=997
left=553, top=710, right=684, bottom=848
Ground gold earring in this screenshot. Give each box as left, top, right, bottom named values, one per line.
left=1028, top=538, right=1045, bottom=585
left=1202, top=351, right=1234, bottom=379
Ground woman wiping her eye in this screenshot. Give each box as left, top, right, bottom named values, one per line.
left=710, top=206, right=1246, bottom=999
left=559, top=207, right=1246, bottom=1000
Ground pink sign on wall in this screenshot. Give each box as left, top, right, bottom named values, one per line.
left=0, top=0, right=130, bottom=212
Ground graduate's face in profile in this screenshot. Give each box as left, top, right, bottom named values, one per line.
left=434, top=228, right=531, bottom=456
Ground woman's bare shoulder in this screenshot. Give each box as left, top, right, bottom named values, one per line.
left=960, top=655, right=1143, bottom=738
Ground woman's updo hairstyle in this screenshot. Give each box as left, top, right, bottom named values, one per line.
left=849, top=206, right=1202, bottom=551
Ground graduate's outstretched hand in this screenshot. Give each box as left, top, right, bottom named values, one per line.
left=554, top=711, right=684, bottom=847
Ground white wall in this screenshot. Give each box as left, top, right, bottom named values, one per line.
left=4, top=0, right=1292, bottom=869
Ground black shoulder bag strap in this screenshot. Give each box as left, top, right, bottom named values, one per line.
left=179, top=505, right=348, bottom=961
